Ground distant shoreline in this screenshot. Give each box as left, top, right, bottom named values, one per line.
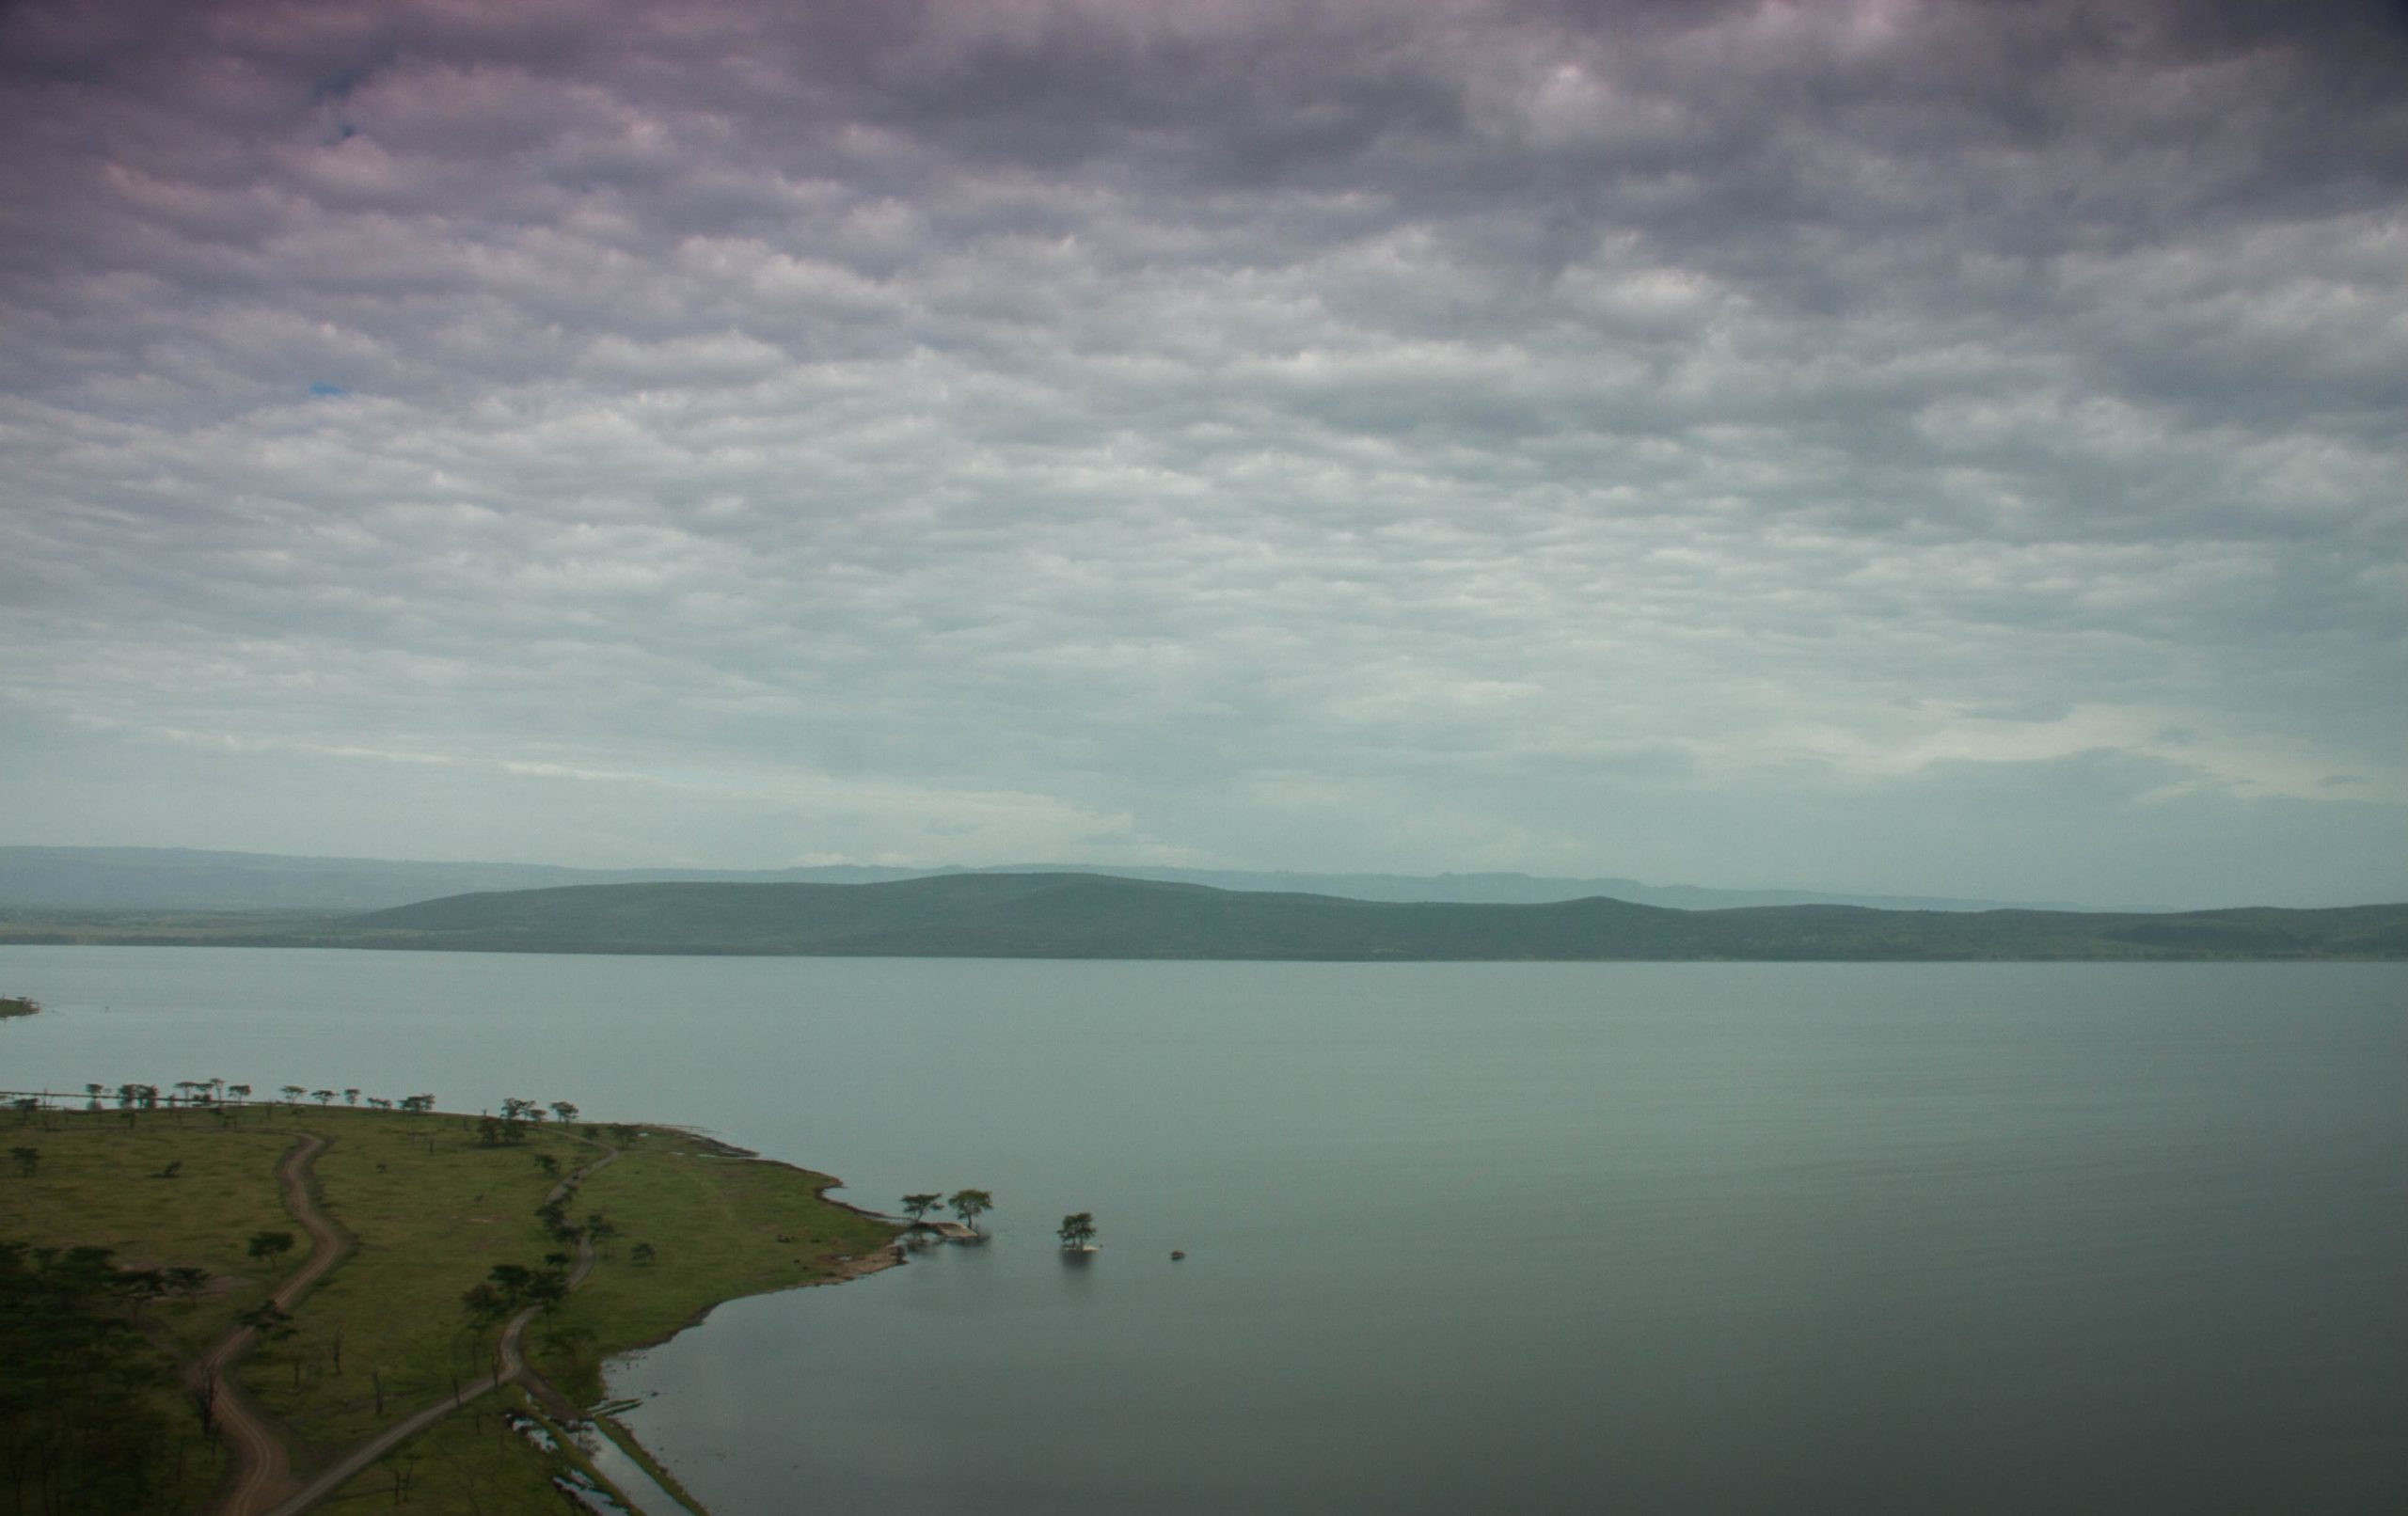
left=2, top=873, right=2403, bottom=963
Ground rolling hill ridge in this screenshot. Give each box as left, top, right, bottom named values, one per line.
left=262, top=875, right=2408, bottom=960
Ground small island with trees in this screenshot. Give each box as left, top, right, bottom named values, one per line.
left=0, top=994, right=39, bottom=1018
left=1, top=1080, right=903, bottom=1514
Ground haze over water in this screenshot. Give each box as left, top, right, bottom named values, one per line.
left=3, top=948, right=2402, bottom=1513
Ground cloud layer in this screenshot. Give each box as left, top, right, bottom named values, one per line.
left=3, top=0, right=2403, bottom=905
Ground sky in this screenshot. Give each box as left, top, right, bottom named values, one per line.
left=2, top=0, right=2403, bottom=909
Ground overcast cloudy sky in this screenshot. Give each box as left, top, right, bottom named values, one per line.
left=3, top=0, right=2402, bottom=908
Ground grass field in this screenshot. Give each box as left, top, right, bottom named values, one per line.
left=1, top=1097, right=899, bottom=1514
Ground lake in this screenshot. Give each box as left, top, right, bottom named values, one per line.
left=2, top=948, right=2402, bottom=1513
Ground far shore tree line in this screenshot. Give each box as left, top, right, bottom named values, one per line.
left=5, top=1081, right=444, bottom=1129
left=6, top=1084, right=652, bottom=1202
left=3, top=1083, right=626, bottom=1137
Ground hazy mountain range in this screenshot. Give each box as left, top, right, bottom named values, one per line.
left=0, top=846, right=2087, bottom=915
left=7, top=874, right=2397, bottom=962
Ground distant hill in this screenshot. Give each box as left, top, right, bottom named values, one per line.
left=0, top=846, right=928, bottom=912
left=0, top=846, right=2076, bottom=914
left=38, top=874, right=2390, bottom=960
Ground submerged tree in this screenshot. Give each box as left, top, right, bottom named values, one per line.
left=1056, top=1212, right=1098, bottom=1251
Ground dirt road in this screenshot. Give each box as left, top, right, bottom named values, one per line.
left=200, top=1132, right=354, bottom=1516
left=247, top=1141, right=623, bottom=1516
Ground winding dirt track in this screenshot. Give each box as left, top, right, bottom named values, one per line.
left=242, top=1142, right=622, bottom=1516
left=199, top=1132, right=354, bottom=1516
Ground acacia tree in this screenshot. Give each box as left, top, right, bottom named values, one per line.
left=947, top=1189, right=994, bottom=1237
left=900, top=1193, right=942, bottom=1225
left=247, top=1230, right=296, bottom=1267
left=1056, top=1212, right=1098, bottom=1251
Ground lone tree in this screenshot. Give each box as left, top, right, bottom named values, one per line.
left=946, top=1189, right=994, bottom=1237
left=247, top=1230, right=296, bottom=1266
left=900, top=1193, right=943, bottom=1225
left=1056, top=1212, right=1098, bottom=1251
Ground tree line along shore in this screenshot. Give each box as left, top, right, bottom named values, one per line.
left=1, top=1088, right=900, bottom=1515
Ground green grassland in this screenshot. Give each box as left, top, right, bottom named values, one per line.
left=2, top=1098, right=899, bottom=1514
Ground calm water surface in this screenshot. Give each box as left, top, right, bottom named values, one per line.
left=3, top=949, right=2402, bottom=1513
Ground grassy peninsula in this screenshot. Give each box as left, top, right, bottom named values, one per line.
left=6, top=874, right=2398, bottom=960
left=1, top=1095, right=898, bottom=1514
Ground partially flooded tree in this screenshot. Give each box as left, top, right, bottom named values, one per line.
left=946, top=1189, right=994, bottom=1237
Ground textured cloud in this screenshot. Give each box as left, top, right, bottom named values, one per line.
left=2, top=0, right=2402, bottom=905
